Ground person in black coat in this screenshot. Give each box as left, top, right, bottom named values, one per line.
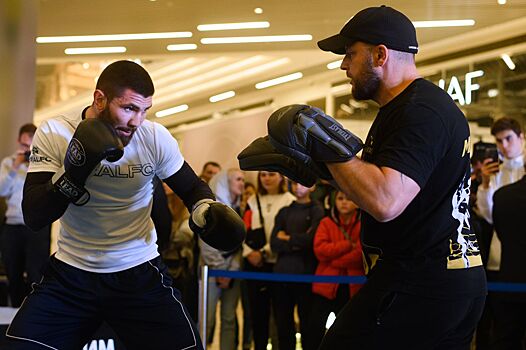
left=491, top=171, right=526, bottom=350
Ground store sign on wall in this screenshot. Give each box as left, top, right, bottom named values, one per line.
left=437, top=70, right=484, bottom=106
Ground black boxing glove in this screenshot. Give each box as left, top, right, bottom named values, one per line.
left=238, top=136, right=332, bottom=187
left=189, top=199, right=246, bottom=252
left=267, top=104, right=363, bottom=165
left=53, top=118, right=124, bottom=205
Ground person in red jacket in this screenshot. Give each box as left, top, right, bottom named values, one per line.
left=305, top=190, right=364, bottom=350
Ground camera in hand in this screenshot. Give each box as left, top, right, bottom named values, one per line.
left=24, top=150, right=31, bottom=162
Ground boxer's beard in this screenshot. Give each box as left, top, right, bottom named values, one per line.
left=99, top=107, right=136, bottom=146
left=352, top=55, right=381, bottom=101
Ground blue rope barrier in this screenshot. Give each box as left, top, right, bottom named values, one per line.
left=208, top=269, right=526, bottom=292
left=487, top=282, right=526, bottom=292
left=208, top=269, right=366, bottom=283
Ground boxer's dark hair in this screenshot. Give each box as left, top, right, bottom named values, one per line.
left=19, top=123, right=36, bottom=138
left=96, top=60, right=154, bottom=101
left=491, top=117, right=523, bottom=137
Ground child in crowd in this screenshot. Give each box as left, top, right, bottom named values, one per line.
left=306, top=190, right=364, bottom=350
left=270, top=182, right=325, bottom=350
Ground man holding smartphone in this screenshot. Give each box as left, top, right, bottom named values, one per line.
left=476, top=117, right=524, bottom=348
left=0, top=123, right=50, bottom=307
left=477, top=117, right=525, bottom=256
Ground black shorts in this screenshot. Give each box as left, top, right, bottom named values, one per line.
left=6, top=255, right=203, bottom=350
left=319, top=277, right=486, bottom=350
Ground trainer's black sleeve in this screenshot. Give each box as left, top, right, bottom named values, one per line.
left=162, top=161, right=215, bottom=210
left=151, top=176, right=172, bottom=252
left=22, top=172, right=70, bottom=231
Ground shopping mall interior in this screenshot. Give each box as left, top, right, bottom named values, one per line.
left=1, top=1, right=526, bottom=349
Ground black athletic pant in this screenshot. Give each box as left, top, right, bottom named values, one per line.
left=5, top=255, right=203, bottom=350
left=1, top=224, right=50, bottom=307
left=319, top=279, right=485, bottom=350
left=245, top=261, right=274, bottom=350
left=490, top=295, right=526, bottom=350
left=271, top=282, right=312, bottom=350
left=304, top=284, right=350, bottom=350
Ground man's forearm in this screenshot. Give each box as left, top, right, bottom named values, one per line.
left=327, top=158, right=419, bottom=222
left=23, top=172, right=70, bottom=230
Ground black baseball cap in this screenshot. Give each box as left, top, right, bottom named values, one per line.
left=317, top=5, right=418, bottom=55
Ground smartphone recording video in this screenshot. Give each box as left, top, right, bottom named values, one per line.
left=483, top=144, right=499, bottom=164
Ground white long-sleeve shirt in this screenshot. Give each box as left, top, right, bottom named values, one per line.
left=0, top=155, right=28, bottom=225
left=242, top=192, right=296, bottom=263
left=476, top=154, right=525, bottom=224
left=476, top=153, right=524, bottom=271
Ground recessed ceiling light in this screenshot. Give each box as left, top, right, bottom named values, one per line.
left=412, top=20, right=475, bottom=28
left=254, top=8, right=263, bottom=14
left=155, top=104, right=189, bottom=118
left=37, top=32, right=192, bottom=43
left=488, top=89, right=499, bottom=97
left=166, top=44, right=198, bottom=51
left=197, top=22, right=270, bottom=31
left=255, top=72, right=303, bottom=89
left=327, top=60, right=343, bottom=70
left=498, top=0, right=507, bottom=4
left=209, top=90, right=236, bottom=103
left=501, top=54, right=516, bottom=70
left=201, top=34, right=312, bottom=44
left=64, top=47, right=127, bottom=55
left=82, top=62, right=90, bottom=69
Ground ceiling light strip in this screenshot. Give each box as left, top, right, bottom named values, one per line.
left=158, top=55, right=268, bottom=97
left=37, top=32, right=192, bottom=44
left=154, top=57, right=290, bottom=105
left=197, top=22, right=270, bottom=31
left=154, top=56, right=231, bottom=88
left=64, top=47, right=127, bottom=55
left=209, top=91, right=236, bottom=103
left=156, top=56, right=267, bottom=96
left=150, top=58, right=198, bottom=80
left=166, top=44, right=198, bottom=51
left=156, top=104, right=189, bottom=118
left=413, top=20, right=475, bottom=28
left=327, top=60, right=343, bottom=70
left=201, top=35, right=312, bottom=44
left=255, top=72, right=303, bottom=89
left=501, top=54, right=516, bottom=70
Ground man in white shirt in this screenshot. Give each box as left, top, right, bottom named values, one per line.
left=476, top=117, right=525, bottom=273
left=6, top=60, right=245, bottom=350
left=0, top=124, right=50, bottom=307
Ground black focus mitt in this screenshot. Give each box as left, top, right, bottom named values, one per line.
left=267, top=104, right=363, bottom=165
left=237, top=136, right=332, bottom=187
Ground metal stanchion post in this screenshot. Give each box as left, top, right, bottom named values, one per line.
left=199, top=265, right=209, bottom=350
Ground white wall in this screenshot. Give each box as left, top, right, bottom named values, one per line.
left=175, top=107, right=272, bottom=175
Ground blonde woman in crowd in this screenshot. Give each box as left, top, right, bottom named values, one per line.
left=243, top=171, right=295, bottom=350
left=200, top=169, right=245, bottom=350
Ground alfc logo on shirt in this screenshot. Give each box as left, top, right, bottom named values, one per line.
left=93, top=163, right=154, bottom=178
